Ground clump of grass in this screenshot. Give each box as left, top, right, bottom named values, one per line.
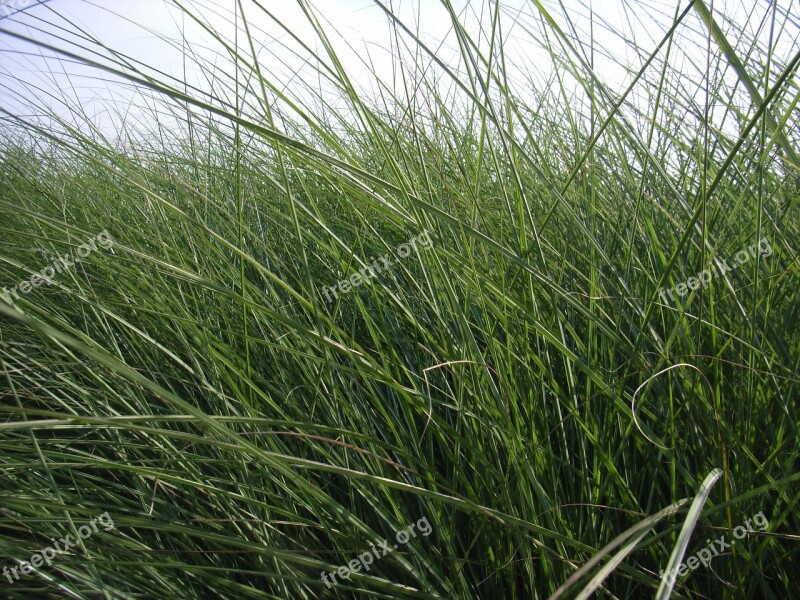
left=1, top=1, right=798, bottom=598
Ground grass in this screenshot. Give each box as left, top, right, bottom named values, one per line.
left=0, top=0, right=798, bottom=598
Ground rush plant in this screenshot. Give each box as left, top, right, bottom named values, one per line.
left=0, top=1, right=797, bottom=598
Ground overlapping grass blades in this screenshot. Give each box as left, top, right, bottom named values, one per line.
left=1, top=0, right=798, bottom=597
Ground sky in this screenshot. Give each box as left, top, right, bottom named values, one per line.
left=0, top=1, right=797, bottom=144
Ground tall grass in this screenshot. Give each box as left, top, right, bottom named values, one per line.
left=1, top=0, right=798, bottom=598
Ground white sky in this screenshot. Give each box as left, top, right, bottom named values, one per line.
left=0, top=1, right=797, bottom=143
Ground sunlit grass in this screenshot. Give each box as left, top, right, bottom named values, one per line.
left=1, top=1, right=798, bottom=598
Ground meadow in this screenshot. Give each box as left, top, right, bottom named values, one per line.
left=1, top=1, right=798, bottom=598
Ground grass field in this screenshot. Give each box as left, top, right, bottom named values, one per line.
left=1, top=0, right=798, bottom=598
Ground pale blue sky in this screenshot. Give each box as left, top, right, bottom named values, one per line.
left=0, top=1, right=797, bottom=142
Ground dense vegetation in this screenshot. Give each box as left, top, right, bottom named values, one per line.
left=1, top=1, right=798, bottom=598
